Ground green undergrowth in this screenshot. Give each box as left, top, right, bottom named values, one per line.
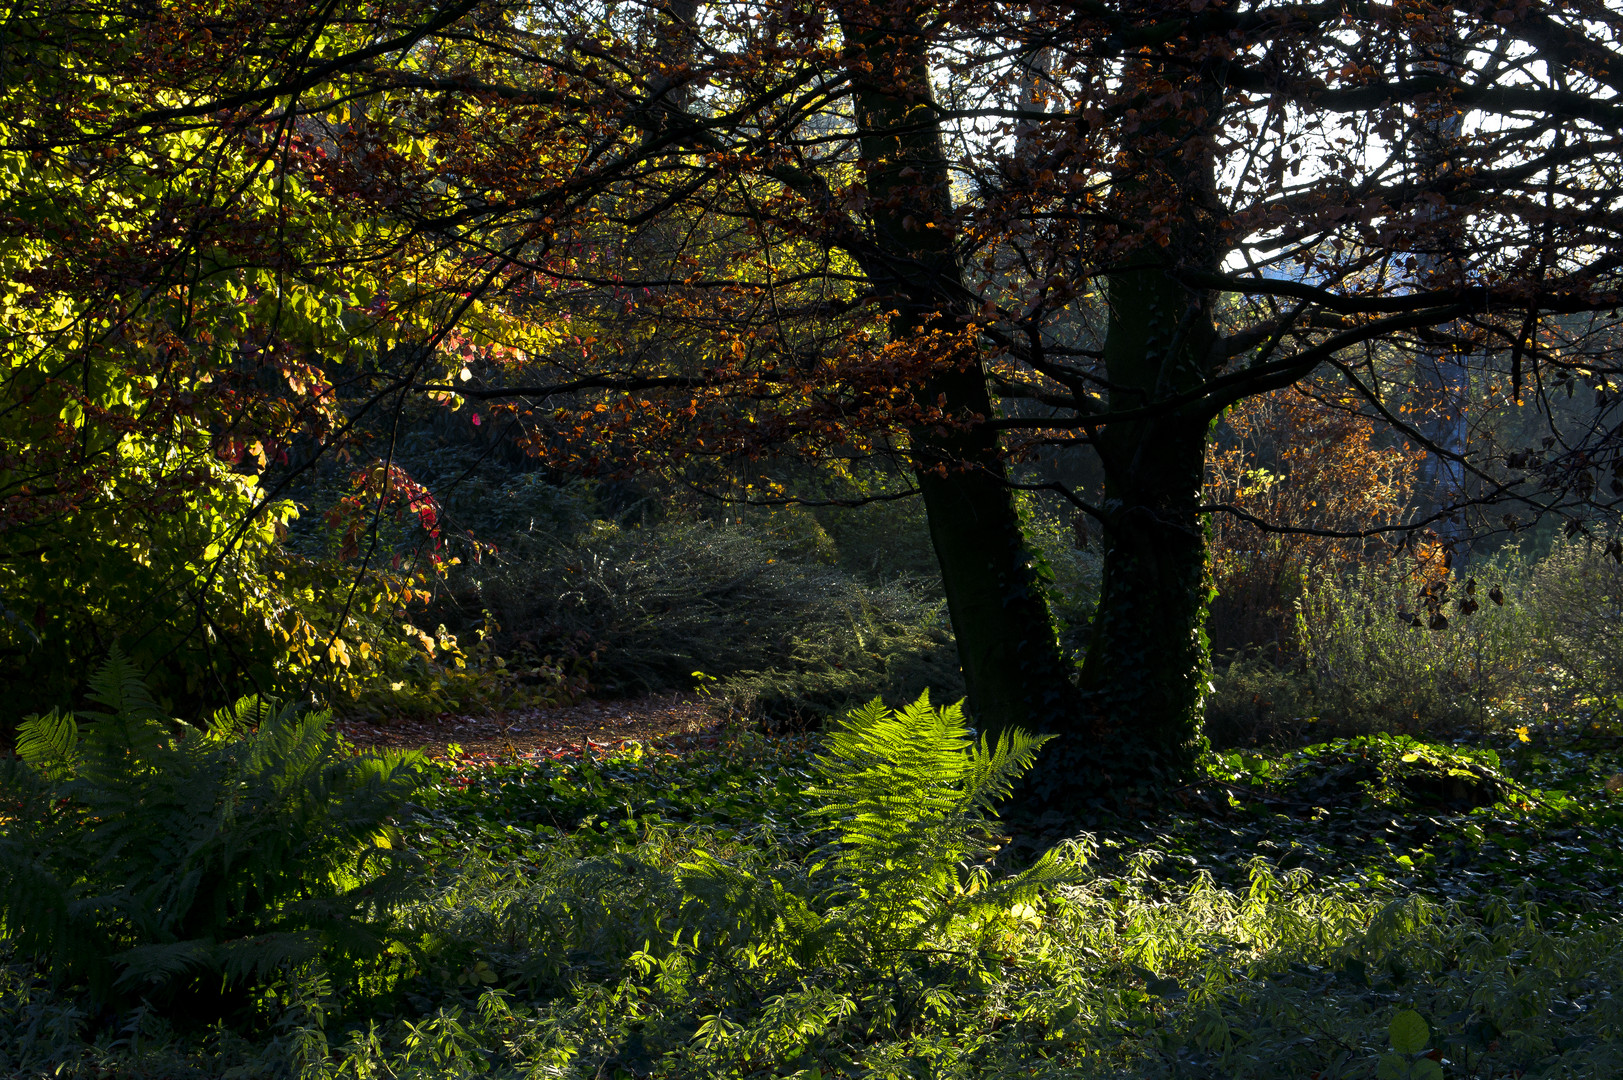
left=5, top=699, right=1623, bottom=1079
left=1176, top=725, right=1623, bottom=911
left=404, top=732, right=827, bottom=870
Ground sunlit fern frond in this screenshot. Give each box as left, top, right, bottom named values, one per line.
left=14, top=709, right=79, bottom=779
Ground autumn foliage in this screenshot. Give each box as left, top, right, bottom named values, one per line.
left=1206, top=388, right=1426, bottom=662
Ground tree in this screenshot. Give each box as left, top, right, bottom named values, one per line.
left=499, top=0, right=1623, bottom=795
left=0, top=0, right=499, bottom=711
left=10, top=0, right=1623, bottom=803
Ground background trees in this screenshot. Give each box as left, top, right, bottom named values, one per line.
left=7, top=0, right=1623, bottom=800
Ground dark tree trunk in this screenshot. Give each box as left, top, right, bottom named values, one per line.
left=1031, top=53, right=1228, bottom=795
left=837, top=4, right=1081, bottom=742
left=829, top=4, right=1230, bottom=804
left=912, top=385, right=1080, bottom=742
left=1074, top=271, right=1216, bottom=784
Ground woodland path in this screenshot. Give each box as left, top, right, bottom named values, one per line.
left=333, top=693, right=725, bottom=761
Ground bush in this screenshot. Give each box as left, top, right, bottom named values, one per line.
left=1205, top=387, right=1424, bottom=663
left=1518, top=539, right=1623, bottom=710
left=809, top=497, right=939, bottom=582
left=0, top=651, right=425, bottom=1011
left=1019, top=495, right=1104, bottom=655
left=1206, top=539, right=1623, bottom=743
left=1293, top=558, right=1542, bottom=735
left=1205, top=651, right=1317, bottom=748
left=441, top=514, right=962, bottom=722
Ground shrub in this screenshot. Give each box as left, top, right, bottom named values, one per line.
left=345, top=613, right=592, bottom=721
left=1205, top=387, right=1424, bottom=663
left=1205, top=651, right=1317, bottom=747
left=1519, top=538, right=1623, bottom=710
left=440, top=515, right=962, bottom=721
left=808, top=497, right=940, bottom=582
left=0, top=651, right=425, bottom=1011
left=1207, top=539, right=1623, bottom=743
left=1292, top=561, right=1531, bottom=734
left=1019, top=495, right=1105, bottom=654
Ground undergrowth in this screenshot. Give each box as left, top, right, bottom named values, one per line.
left=4, top=690, right=1623, bottom=1079
left=443, top=515, right=962, bottom=724
left=1209, top=539, right=1623, bottom=744
left=0, top=651, right=425, bottom=1017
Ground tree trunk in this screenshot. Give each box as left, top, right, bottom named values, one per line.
left=913, top=378, right=1079, bottom=743
left=836, top=3, right=1080, bottom=742
left=1073, top=269, right=1216, bottom=785
left=1058, top=51, right=1227, bottom=792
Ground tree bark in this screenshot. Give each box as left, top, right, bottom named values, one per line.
left=1073, top=265, right=1216, bottom=785
left=836, top=2, right=1081, bottom=744
left=1060, top=48, right=1227, bottom=791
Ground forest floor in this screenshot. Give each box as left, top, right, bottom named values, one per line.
left=11, top=702, right=1623, bottom=1078
left=331, top=693, right=726, bottom=760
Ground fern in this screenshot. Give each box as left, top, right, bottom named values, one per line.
left=669, top=692, right=1073, bottom=988
left=0, top=651, right=426, bottom=1010
left=83, top=644, right=165, bottom=724
left=808, top=692, right=1071, bottom=950
left=14, top=709, right=79, bottom=781
left=645, top=693, right=1080, bottom=1070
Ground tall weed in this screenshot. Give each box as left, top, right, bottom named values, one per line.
left=1294, top=558, right=1541, bottom=734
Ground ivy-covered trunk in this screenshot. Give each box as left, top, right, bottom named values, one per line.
left=837, top=4, right=1081, bottom=743
left=1064, top=54, right=1227, bottom=788
left=1074, top=271, right=1216, bottom=785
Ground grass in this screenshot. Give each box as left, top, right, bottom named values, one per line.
left=4, top=712, right=1623, bottom=1079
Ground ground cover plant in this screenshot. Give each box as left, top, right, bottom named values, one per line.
left=5, top=686, right=1623, bottom=1080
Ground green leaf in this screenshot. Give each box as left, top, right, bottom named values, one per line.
left=1389, top=1009, right=1429, bottom=1055
left=1411, top=1059, right=1444, bottom=1080
left=1376, top=1054, right=1408, bottom=1080
left=15, top=709, right=79, bottom=774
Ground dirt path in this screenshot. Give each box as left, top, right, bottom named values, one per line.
left=333, top=693, right=726, bottom=760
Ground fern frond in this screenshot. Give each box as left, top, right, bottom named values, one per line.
left=76, top=650, right=171, bottom=787
left=965, top=728, right=1056, bottom=810
left=921, top=845, right=1078, bottom=934
left=215, top=931, right=323, bottom=985
left=15, top=709, right=79, bottom=778
left=110, top=940, right=214, bottom=991
left=804, top=691, right=1070, bottom=950
left=678, top=851, right=820, bottom=954
left=84, top=644, right=162, bottom=723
